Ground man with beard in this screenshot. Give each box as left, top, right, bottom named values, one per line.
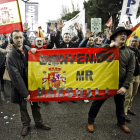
left=31, top=23, right=56, bottom=105
left=30, top=23, right=55, bottom=50
left=87, top=27, right=135, bottom=134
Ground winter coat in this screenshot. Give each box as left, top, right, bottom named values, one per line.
left=55, top=31, right=84, bottom=48
left=6, top=45, right=30, bottom=105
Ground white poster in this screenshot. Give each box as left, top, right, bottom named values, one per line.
left=62, top=9, right=85, bottom=37
left=119, top=0, right=140, bottom=27
left=91, top=18, right=102, bottom=33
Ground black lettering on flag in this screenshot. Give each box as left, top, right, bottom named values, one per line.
left=76, top=71, right=84, bottom=81
left=52, top=55, right=59, bottom=65
left=94, top=53, right=97, bottom=63
left=40, top=55, right=47, bottom=65
left=105, top=88, right=111, bottom=97
left=95, top=88, right=102, bottom=97
left=85, top=70, right=93, bottom=81
left=106, top=52, right=114, bottom=62
left=86, top=54, right=93, bottom=64
left=77, top=54, right=85, bottom=64
left=48, top=55, right=51, bottom=65
left=56, top=87, right=64, bottom=97
left=75, top=88, right=83, bottom=98
left=97, top=53, right=105, bottom=63
left=65, top=87, right=73, bottom=97
left=69, top=54, right=76, bottom=64
left=85, top=88, right=93, bottom=98
left=60, top=54, right=68, bottom=64
left=37, top=87, right=45, bottom=97
left=46, top=87, right=54, bottom=97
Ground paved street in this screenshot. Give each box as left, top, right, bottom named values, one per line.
left=0, top=81, right=140, bottom=140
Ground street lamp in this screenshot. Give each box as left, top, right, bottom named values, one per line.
left=21, top=0, right=29, bottom=22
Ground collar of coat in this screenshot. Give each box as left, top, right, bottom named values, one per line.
left=11, top=45, right=29, bottom=59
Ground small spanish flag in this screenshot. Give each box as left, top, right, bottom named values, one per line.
left=126, top=22, right=140, bottom=46
left=0, top=0, right=23, bottom=34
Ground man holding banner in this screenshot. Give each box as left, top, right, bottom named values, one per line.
left=6, top=30, right=51, bottom=136
left=87, top=27, right=135, bottom=134
left=55, top=20, right=84, bottom=103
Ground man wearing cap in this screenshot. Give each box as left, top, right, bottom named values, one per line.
left=87, top=27, right=135, bottom=134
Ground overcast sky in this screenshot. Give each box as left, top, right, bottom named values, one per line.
left=18, top=0, right=87, bottom=31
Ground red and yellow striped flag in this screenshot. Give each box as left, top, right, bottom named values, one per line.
left=0, top=0, right=23, bottom=34
left=126, top=22, right=140, bottom=46
left=28, top=47, right=119, bottom=102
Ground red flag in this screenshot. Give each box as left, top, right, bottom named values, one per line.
left=0, top=0, right=23, bottom=34
left=106, top=16, right=112, bottom=27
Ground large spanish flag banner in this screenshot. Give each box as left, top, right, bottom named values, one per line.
left=0, top=0, right=23, bottom=34
left=28, top=47, right=119, bottom=102
left=126, top=22, right=140, bottom=46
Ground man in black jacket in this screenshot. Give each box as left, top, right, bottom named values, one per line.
left=6, top=30, right=51, bottom=136
left=124, top=36, right=140, bottom=122
left=87, top=27, right=135, bottom=134
left=0, top=35, right=8, bottom=91
left=55, top=21, right=84, bottom=103
left=55, top=21, right=84, bottom=48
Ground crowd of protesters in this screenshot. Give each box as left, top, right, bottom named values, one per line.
left=0, top=20, right=140, bottom=136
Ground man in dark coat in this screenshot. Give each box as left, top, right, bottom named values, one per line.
left=87, top=27, right=135, bottom=134
left=55, top=21, right=84, bottom=48
left=55, top=21, right=84, bottom=103
left=6, top=30, right=51, bottom=136
left=0, top=35, right=8, bottom=91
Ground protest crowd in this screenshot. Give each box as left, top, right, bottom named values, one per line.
left=0, top=2, right=140, bottom=138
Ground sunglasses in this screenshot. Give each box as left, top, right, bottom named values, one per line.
left=37, top=40, right=42, bottom=42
